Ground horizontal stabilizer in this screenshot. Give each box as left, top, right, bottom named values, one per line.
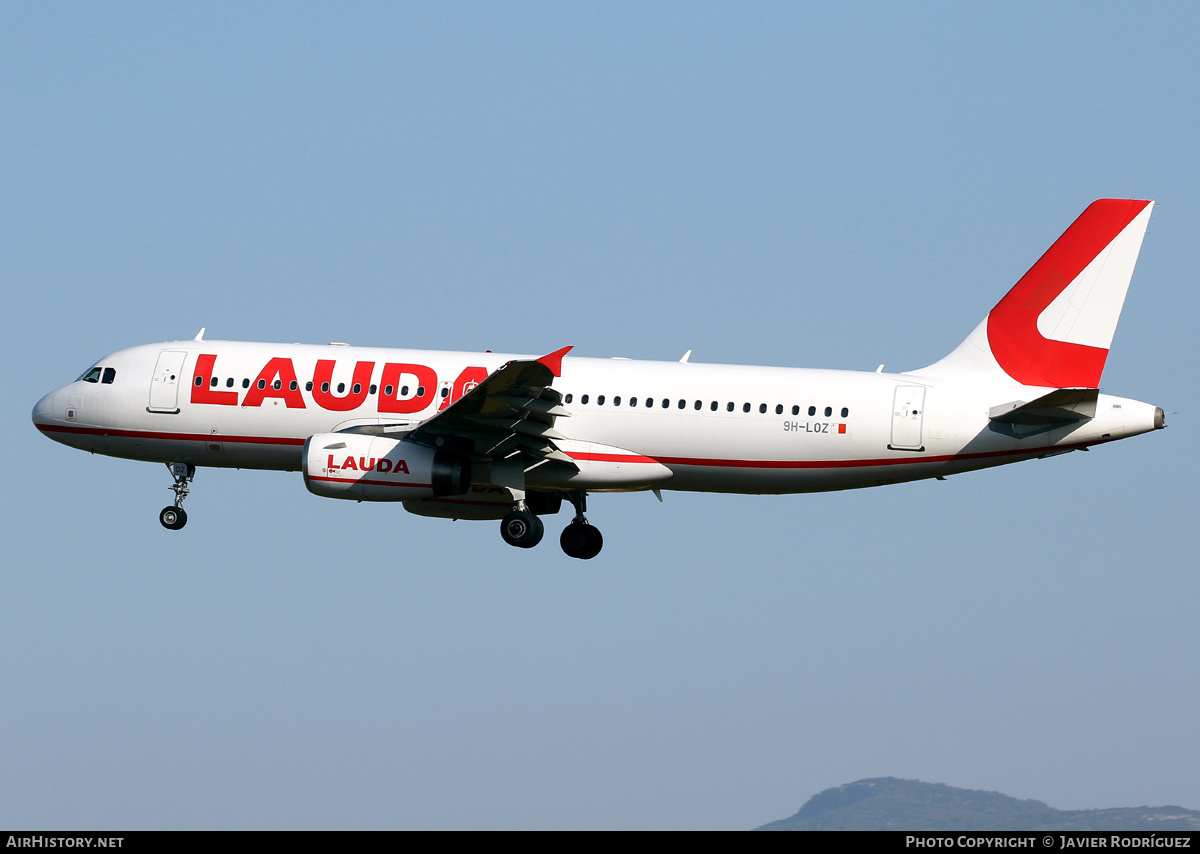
left=989, top=388, right=1098, bottom=425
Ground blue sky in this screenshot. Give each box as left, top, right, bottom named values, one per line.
left=3, top=3, right=1198, bottom=829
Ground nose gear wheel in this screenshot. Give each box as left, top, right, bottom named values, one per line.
left=159, top=506, right=187, bottom=530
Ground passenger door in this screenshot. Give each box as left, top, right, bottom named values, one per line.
left=148, top=350, right=188, bottom=413
left=890, top=385, right=926, bottom=451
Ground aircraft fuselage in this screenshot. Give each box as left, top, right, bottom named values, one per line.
left=33, top=339, right=1161, bottom=495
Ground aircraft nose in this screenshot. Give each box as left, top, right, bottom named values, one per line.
left=32, top=388, right=60, bottom=430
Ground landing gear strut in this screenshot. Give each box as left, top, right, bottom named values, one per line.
left=560, top=491, right=603, bottom=560
left=159, top=462, right=195, bottom=530
left=500, top=501, right=544, bottom=549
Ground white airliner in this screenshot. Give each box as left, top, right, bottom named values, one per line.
left=33, top=199, right=1165, bottom=558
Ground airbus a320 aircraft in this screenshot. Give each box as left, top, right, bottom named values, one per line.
left=33, top=200, right=1165, bottom=559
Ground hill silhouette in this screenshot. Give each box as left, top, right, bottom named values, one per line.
left=757, top=778, right=1200, bottom=831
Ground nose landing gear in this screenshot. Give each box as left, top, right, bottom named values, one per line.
left=159, top=462, right=195, bottom=530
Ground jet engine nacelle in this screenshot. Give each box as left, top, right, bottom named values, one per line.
left=303, top=432, right=470, bottom=501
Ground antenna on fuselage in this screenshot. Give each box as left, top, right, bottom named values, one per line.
left=194, top=328, right=206, bottom=341
left=679, top=349, right=692, bottom=363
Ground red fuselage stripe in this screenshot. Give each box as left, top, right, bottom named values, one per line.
left=654, top=441, right=1097, bottom=469
left=567, top=451, right=661, bottom=464
left=36, top=423, right=306, bottom=446
left=38, top=422, right=1098, bottom=470
left=307, top=475, right=434, bottom=489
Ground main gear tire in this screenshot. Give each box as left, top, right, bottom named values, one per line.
left=560, top=522, right=602, bottom=559
left=500, top=510, right=544, bottom=549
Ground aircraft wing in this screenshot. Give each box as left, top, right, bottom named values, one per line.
left=407, top=346, right=578, bottom=469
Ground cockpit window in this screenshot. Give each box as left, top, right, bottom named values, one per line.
left=79, top=367, right=102, bottom=383
left=102, top=367, right=116, bottom=384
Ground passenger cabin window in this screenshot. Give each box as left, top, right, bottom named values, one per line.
left=727, top=402, right=734, bottom=412
left=242, top=378, right=250, bottom=389
left=710, top=401, right=718, bottom=411
left=193, top=376, right=203, bottom=387
left=791, top=405, right=799, bottom=415
left=257, top=379, right=267, bottom=390
left=743, top=403, right=750, bottom=413
left=210, top=376, right=218, bottom=387
left=759, top=404, right=767, bottom=414
left=775, top=404, right=783, bottom=415
left=841, top=407, right=849, bottom=418
left=564, top=393, right=573, bottom=403
left=102, top=368, right=116, bottom=384
left=629, top=397, right=637, bottom=407
left=306, top=381, right=313, bottom=392
left=581, top=394, right=589, bottom=404
left=226, top=377, right=234, bottom=388
left=597, top=395, right=605, bottom=405
left=613, top=396, right=621, bottom=406
left=808, top=406, right=816, bottom=416
left=824, top=406, right=832, bottom=417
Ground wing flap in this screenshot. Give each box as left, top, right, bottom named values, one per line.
left=465, top=416, right=566, bottom=440
left=493, top=395, right=571, bottom=417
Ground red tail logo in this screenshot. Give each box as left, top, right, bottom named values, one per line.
left=986, top=199, right=1151, bottom=388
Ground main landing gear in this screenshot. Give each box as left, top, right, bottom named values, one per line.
left=500, top=504, right=544, bottom=549
left=498, top=491, right=603, bottom=559
left=560, top=491, right=602, bottom=560
left=159, top=462, right=195, bottom=531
